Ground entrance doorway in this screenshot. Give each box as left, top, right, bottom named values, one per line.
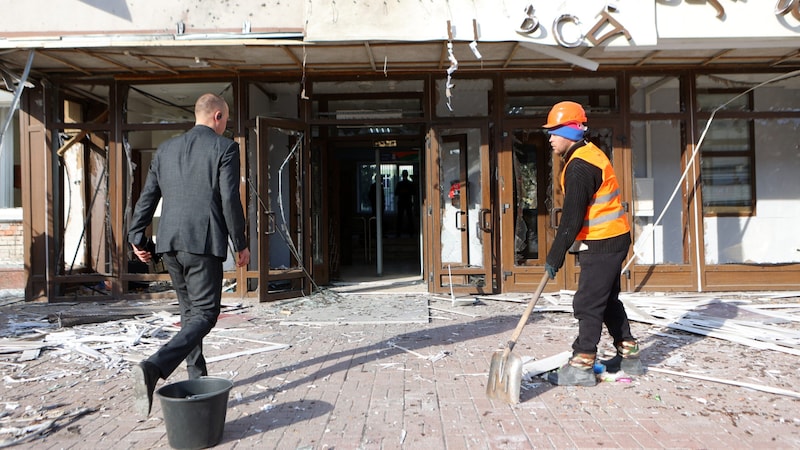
left=254, top=117, right=310, bottom=301
left=327, top=138, right=422, bottom=284
left=497, top=124, right=552, bottom=292
left=424, top=125, right=494, bottom=294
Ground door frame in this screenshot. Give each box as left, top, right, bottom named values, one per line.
left=255, top=117, right=311, bottom=302
left=495, top=120, right=630, bottom=293
left=310, top=138, right=331, bottom=285
left=495, top=122, right=553, bottom=293
left=424, top=123, right=494, bottom=294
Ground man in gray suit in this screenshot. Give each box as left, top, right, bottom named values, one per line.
left=128, top=93, right=250, bottom=416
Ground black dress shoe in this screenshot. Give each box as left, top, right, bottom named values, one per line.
left=133, top=361, right=160, bottom=416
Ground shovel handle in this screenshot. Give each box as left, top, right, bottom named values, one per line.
left=505, top=272, right=550, bottom=351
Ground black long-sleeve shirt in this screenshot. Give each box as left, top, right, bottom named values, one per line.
left=546, top=141, right=631, bottom=270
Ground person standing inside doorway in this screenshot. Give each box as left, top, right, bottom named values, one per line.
left=541, top=101, right=643, bottom=386
left=395, top=169, right=415, bottom=236
left=127, top=93, right=250, bottom=415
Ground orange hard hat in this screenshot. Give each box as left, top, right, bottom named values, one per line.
left=543, top=101, right=587, bottom=129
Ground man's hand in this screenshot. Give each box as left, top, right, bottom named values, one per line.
left=131, top=243, right=152, bottom=263
left=236, top=248, right=251, bottom=267
left=545, top=262, right=558, bottom=280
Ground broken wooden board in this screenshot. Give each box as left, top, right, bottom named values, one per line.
left=428, top=305, right=479, bottom=318
left=206, top=343, right=290, bottom=363
left=430, top=296, right=475, bottom=307
left=648, top=367, right=800, bottom=399
left=521, top=351, right=571, bottom=380
left=0, top=339, right=49, bottom=355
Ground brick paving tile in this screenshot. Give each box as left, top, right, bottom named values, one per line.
left=2, top=291, right=800, bottom=449
left=543, top=432, right=578, bottom=448
left=624, top=431, right=665, bottom=449
left=605, top=432, right=646, bottom=449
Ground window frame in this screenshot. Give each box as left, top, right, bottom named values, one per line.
left=697, top=90, right=756, bottom=217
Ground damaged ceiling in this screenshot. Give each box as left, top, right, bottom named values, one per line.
left=0, top=39, right=799, bottom=83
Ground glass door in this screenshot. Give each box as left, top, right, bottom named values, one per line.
left=497, top=125, right=553, bottom=292
left=497, top=123, right=628, bottom=292
left=425, top=125, right=493, bottom=294
left=255, top=117, right=310, bottom=301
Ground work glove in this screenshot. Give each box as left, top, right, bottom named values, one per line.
left=545, top=263, right=557, bottom=280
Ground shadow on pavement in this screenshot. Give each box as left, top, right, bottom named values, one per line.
left=223, top=400, right=334, bottom=443
left=233, top=314, right=535, bottom=409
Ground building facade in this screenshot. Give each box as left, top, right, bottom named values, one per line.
left=1, top=1, right=799, bottom=302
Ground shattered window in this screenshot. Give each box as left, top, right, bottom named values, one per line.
left=510, top=128, right=546, bottom=265
left=56, top=83, right=110, bottom=125
left=58, top=128, right=112, bottom=277
left=126, top=82, right=233, bottom=124
left=697, top=73, right=800, bottom=112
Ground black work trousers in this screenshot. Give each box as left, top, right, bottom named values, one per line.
left=146, top=251, right=223, bottom=380
left=571, top=249, right=635, bottom=355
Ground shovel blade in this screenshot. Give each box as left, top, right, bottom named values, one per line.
left=486, top=350, right=523, bottom=404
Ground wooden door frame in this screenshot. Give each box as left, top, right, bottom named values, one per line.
left=496, top=122, right=554, bottom=293
left=424, top=123, right=494, bottom=295
left=255, top=117, right=310, bottom=302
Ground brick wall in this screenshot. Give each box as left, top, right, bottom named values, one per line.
left=0, top=221, right=24, bottom=261
left=0, top=220, right=24, bottom=290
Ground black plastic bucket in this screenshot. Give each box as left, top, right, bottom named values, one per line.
left=156, top=377, right=234, bottom=449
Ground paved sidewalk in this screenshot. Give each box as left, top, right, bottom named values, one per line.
left=1, top=288, right=799, bottom=449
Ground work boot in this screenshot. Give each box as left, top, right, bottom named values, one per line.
left=616, top=340, right=644, bottom=375
left=547, top=353, right=597, bottom=387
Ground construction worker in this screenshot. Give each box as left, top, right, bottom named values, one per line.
left=542, top=101, right=643, bottom=386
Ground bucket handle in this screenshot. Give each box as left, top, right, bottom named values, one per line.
left=185, top=392, right=218, bottom=400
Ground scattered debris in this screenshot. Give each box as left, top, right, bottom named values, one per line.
left=649, top=367, right=800, bottom=399
left=428, top=351, right=451, bottom=362
left=477, top=292, right=562, bottom=307
left=0, top=406, right=96, bottom=448
left=279, top=293, right=429, bottom=326
left=0, top=287, right=798, bottom=447
left=430, top=295, right=475, bottom=307
left=0, top=301, right=288, bottom=367
left=388, top=341, right=450, bottom=362
left=0, top=338, right=50, bottom=356
left=539, top=291, right=800, bottom=356
left=206, top=344, right=290, bottom=363
left=428, top=305, right=479, bottom=318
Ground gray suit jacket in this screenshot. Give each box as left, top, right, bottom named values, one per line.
left=128, top=125, right=247, bottom=259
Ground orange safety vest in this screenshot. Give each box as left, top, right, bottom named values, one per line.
left=560, top=142, right=630, bottom=241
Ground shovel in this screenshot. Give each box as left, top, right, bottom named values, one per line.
left=486, top=272, right=550, bottom=404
